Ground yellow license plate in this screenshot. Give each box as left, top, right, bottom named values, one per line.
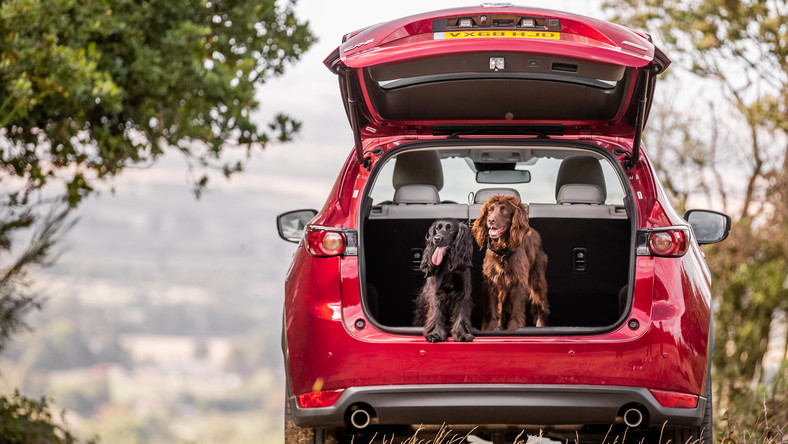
left=437, top=30, right=560, bottom=40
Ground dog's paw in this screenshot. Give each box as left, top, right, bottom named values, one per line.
left=424, top=329, right=446, bottom=342
left=425, top=333, right=446, bottom=343
left=453, top=333, right=474, bottom=342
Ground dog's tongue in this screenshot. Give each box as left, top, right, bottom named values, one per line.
left=432, top=246, right=447, bottom=265
left=489, top=227, right=506, bottom=238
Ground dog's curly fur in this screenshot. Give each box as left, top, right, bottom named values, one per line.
left=471, top=195, right=549, bottom=330
left=414, top=219, right=474, bottom=342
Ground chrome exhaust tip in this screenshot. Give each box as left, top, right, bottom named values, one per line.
left=623, top=407, right=644, bottom=428
left=349, top=408, right=372, bottom=429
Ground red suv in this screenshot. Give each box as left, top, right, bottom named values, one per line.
left=277, top=5, right=730, bottom=443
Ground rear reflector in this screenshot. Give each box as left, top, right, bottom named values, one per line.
left=649, top=389, right=699, bottom=408
left=297, top=389, right=345, bottom=408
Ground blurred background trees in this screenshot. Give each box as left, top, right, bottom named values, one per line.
left=1, top=0, right=312, bottom=440
left=1, top=0, right=312, bottom=350
left=606, top=0, right=788, bottom=436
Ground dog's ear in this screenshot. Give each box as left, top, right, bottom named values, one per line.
left=420, top=222, right=437, bottom=275
left=447, top=221, right=473, bottom=271
left=424, top=222, right=435, bottom=241
left=471, top=203, right=489, bottom=248
left=508, top=199, right=530, bottom=250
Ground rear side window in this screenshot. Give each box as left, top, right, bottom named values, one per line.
left=369, top=148, right=626, bottom=206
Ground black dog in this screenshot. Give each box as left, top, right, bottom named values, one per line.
left=414, top=219, right=474, bottom=342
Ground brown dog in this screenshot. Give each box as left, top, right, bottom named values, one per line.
left=471, top=195, right=549, bottom=330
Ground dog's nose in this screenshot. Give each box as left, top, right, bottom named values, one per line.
left=434, top=235, right=443, bottom=242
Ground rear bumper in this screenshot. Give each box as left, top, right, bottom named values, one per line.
left=288, top=383, right=706, bottom=430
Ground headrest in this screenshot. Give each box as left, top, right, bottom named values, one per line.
left=392, top=151, right=444, bottom=191
left=474, top=188, right=521, bottom=204
left=556, top=184, right=605, bottom=205
left=555, top=156, right=607, bottom=201
left=393, top=185, right=440, bottom=205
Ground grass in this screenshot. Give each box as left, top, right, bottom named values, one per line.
left=717, top=406, right=787, bottom=444
left=287, top=390, right=788, bottom=444
left=286, top=416, right=788, bottom=444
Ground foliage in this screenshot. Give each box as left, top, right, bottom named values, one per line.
left=639, top=94, right=731, bottom=214
left=0, top=390, right=96, bottom=443
left=603, top=0, right=788, bottom=221
left=0, top=207, right=72, bottom=351
left=718, top=369, right=788, bottom=444
left=604, top=0, right=788, bottom=430
left=0, top=0, right=313, bottom=351
left=705, top=222, right=788, bottom=411
left=0, top=0, right=313, bottom=439
left=0, top=0, right=314, bottom=203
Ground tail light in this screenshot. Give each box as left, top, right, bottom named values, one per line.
left=637, top=227, right=690, bottom=258
left=304, top=226, right=358, bottom=257
left=307, top=229, right=345, bottom=256
left=649, top=389, right=699, bottom=408
left=297, top=389, right=345, bottom=408
left=648, top=228, right=689, bottom=257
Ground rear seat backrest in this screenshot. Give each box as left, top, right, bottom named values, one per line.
left=473, top=187, right=521, bottom=204
left=393, top=150, right=444, bottom=193
left=555, top=155, right=607, bottom=202
left=470, top=187, right=521, bottom=219
left=372, top=150, right=465, bottom=219
left=393, top=184, right=440, bottom=205
left=538, top=154, right=623, bottom=218
left=556, top=184, right=605, bottom=205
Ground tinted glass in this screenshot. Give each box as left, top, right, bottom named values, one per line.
left=369, top=148, right=626, bottom=206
